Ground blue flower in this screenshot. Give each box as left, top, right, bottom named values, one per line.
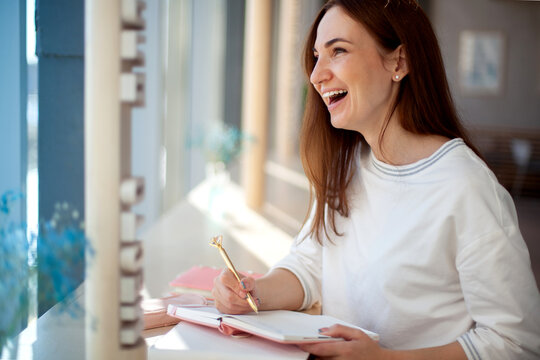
left=0, top=191, right=92, bottom=351
left=190, top=122, right=253, bottom=165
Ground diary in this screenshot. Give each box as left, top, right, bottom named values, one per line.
left=167, top=304, right=379, bottom=344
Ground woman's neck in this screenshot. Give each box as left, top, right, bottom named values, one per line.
left=364, top=117, right=450, bottom=166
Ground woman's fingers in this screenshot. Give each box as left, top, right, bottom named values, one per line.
left=319, top=324, right=369, bottom=341
left=219, top=269, right=244, bottom=293
left=212, top=268, right=256, bottom=314
left=213, top=285, right=249, bottom=314
left=239, top=276, right=256, bottom=292
left=300, top=324, right=380, bottom=359
left=300, top=341, right=344, bottom=357
left=239, top=276, right=261, bottom=308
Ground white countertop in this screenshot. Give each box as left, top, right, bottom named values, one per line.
left=1, top=180, right=293, bottom=360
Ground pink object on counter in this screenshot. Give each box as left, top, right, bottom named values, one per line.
left=143, top=293, right=208, bottom=330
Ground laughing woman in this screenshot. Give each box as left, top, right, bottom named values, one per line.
left=212, top=0, right=540, bottom=359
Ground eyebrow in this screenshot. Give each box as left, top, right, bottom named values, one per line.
left=312, top=38, right=353, bottom=52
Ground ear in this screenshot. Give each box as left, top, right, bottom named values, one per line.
left=391, top=45, right=409, bottom=82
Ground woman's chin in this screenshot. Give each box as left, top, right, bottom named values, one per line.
left=330, top=115, right=349, bottom=130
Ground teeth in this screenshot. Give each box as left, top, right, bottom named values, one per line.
left=322, top=90, right=347, bottom=98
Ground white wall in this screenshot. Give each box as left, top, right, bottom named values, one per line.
left=131, top=0, right=228, bottom=230
left=188, top=0, right=227, bottom=190
left=132, top=0, right=165, bottom=231
left=431, top=0, right=540, bottom=129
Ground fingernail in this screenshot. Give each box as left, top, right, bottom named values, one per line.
left=318, top=327, right=329, bottom=333
left=240, top=281, right=246, bottom=289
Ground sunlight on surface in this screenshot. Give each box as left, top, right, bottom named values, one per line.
left=0, top=319, right=36, bottom=360
left=188, top=179, right=293, bottom=268
left=26, top=0, right=37, bottom=65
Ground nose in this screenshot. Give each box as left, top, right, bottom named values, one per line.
left=310, top=57, right=331, bottom=87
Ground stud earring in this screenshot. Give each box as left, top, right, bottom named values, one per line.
left=395, top=75, right=400, bottom=80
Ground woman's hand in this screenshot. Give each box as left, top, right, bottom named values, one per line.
left=212, top=268, right=259, bottom=314
left=299, top=324, right=390, bottom=360
left=302, top=325, right=468, bottom=360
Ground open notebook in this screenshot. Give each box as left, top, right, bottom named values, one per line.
left=167, top=304, right=379, bottom=344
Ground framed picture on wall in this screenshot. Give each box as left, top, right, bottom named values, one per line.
left=458, top=30, right=506, bottom=96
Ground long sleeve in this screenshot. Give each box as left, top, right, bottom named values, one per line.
left=270, top=140, right=540, bottom=356
left=453, top=175, right=540, bottom=359
left=456, top=224, right=540, bottom=359
left=272, top=206, right=323, bottom=310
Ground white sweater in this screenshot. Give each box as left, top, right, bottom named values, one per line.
left=274, top=138, right=540, bottom=359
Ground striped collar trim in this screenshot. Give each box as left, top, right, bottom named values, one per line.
left=370, top=138, right=465, bottom=177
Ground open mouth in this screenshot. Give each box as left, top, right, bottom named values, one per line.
left=322, top=90, right=348, bottom=106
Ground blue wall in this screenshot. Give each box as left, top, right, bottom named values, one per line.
left=0, top=0, right=27, bottom=223
left=36, top=0, right=85, bottom=316
left=0, top=0, right=28, bottom=336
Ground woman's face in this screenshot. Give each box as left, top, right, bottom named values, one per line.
left=311, top=6, right=398, bottom=136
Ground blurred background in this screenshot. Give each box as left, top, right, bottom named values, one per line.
left=1, top=0, right=539, bottom=353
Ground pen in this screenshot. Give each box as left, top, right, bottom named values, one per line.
left=210, top=235, right=259, bottom=313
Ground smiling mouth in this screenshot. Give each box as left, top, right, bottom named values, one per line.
left=322, top=90, right=348, bottom=105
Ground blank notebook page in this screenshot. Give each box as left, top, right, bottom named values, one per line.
left=226, top=310, right=379, bottom=340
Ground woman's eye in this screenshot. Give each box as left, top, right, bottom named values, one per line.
left=333, top=47, right=346, bottom=56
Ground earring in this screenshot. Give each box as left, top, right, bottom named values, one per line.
left=394, top=75, right=400, bottom=80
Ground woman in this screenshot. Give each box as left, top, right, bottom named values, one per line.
left=212, top=0, right=540, bottom=359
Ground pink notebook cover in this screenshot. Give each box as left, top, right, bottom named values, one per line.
left=169, top=265, right=263, bottom=291
left=142, top=293, right=208, bottom=330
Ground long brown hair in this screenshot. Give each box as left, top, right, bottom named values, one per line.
left=300, top=0, right=481, bottom=244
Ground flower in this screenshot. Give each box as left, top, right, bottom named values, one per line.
left=0, top=192, right=91, bottom=352
left=0, top=191, right=30, bottom=352
left=37, top=202, right=91, bottom=317
left=191, top=122, right=252, bottom=166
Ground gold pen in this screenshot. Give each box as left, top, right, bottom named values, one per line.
left=210, top=235, right=259, bottom=313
